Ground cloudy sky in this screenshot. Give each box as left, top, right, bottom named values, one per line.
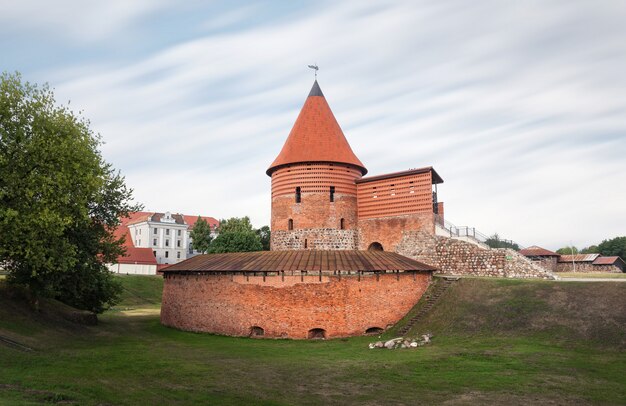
left=2, top=0, right=625, bottom=250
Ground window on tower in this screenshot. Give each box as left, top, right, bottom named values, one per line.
left=295, top=187, right=301, bottom=203
left=288, top=219, right=293, bottom=230
left=340, top=218, right=345, bottom=230
left=330, top=186, right=335, bottom=202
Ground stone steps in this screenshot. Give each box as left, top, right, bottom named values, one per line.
left=397, top=279, right=454, bottom=335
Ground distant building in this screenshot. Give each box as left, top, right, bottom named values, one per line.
left=518, top=246, right=560, bottom=272
left=107, top=211, right=218, bottom=275
left=519, top=248, right=625, bottom=273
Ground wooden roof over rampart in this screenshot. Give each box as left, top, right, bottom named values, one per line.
left=162, top=250, right=436, bottom=273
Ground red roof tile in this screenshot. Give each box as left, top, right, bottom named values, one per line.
left=592, top=256, right=625, bottom=266
left=184, top=215, right=219, bottom=229
left=519, top=246, right=559, bottom=257
left=115, top=229, right=157, bottom=265
left=267, top=81, right=367, bottom=176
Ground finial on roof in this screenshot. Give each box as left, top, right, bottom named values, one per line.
left=307, top=64, right=319, bottom=79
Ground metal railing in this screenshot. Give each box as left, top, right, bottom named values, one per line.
left=435, top=214, right=523, bottom=250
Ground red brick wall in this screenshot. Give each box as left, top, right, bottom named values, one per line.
left=161, top=272, right=431, bottom=339
left=356, top=171, right=433, bottom=219
left=358, top=213, right=435, bottom=252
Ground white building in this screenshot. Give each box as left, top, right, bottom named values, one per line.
left=108, top=211, right=218, bottom=274
left=126, top=211, right=218, bottom=265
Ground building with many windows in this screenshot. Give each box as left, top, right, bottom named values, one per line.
left=108, top=211, right=218, bottom=275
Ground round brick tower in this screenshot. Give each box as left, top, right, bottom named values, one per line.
left=267, top=81, right=367, bottom=250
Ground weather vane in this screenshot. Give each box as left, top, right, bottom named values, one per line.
left=308, top=64, right=319, bottom=79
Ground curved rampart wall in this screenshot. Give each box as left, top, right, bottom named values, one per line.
left=161, top=272, right=431, bottom=339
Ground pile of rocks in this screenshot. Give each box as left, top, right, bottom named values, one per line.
left=368, top=333, right=432, bottom=349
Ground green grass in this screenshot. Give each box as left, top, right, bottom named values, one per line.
left=0, top=276, right=625, bottom=405
left=112, top=274, right=163, bottom=308
left=558, top=272, right=626, bottom=279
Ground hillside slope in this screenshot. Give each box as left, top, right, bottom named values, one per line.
left=398, top=277, right=626, bottom=347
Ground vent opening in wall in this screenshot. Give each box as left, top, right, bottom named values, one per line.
left=365, top=327, right=384, bottom=335
left=368, top=242, right=384, bottom=251
left=308, top=328, right=326, bottom=339
left=250, top=326, right=265, bottom=337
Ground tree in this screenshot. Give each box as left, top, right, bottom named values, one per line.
left=189, top=217, right=213, bottom=254
left=207, top=216, right=263, bottom=253
left=485, top=233, right=520, bottom=250
left=208, top=232, right=263, bottom=253
left=580, top=245, right=599, bottom=254
left=0, top=72, right=139, bottom=313
left=256, top=225, right=271, bottom=251
left=597, top=236, right=626, bottom=259
left=218, top=216, right=255, bottom=234
left=556, top=246, right=579, bottom=255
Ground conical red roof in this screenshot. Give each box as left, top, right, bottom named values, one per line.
left=267, top=81, right=367, bottom=176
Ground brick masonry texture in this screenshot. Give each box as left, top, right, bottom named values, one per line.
left=161, top=272, right=431, bottom=339
left=396, top=231, right=556, bottom=279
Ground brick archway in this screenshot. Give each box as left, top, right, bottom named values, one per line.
left=368, top=242, right=384, bottom=251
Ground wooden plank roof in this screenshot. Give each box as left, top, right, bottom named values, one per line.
left=162, top=250, right=436, bottom=273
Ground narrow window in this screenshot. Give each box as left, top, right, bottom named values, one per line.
left=154, top=228, right=158, bottom=235
left=178, top=230, right=181, bottom=236
left=330, top=186, right=335, bottom=202
left=390, top=184, right=395, bottom=196
left=153, top=251, right=156, bottom=257
left=340, top=218, right=345, bottom=230
left=295, top=187, right=301, bottom=203
left=189, top=243, right=193, bottom=253
left=166, top=229, right=170, bottom=236
left=177, top=252, right=181, bottom=259
left=288, top=219, right=293, bottom=230
left=165, top=239, right=170, bottom=247
left=304, top=239, right=308, bottom=249
left=138, top=239, right=141, bottom=246
left=139, top=229, right=141, bottom=235
left=165, top=251, right=169, bottom=258
left=177, top=240, right=181, bottom=247
left=153, top=239, right=157, bottom=246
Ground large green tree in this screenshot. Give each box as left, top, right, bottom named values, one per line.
left=207, top=216, right=262, bottom=253
left=189, top=217, right=213, bottom=254
left=0, top=72, right=139, bottom=313
left=597, top=236, right=626, bottom=258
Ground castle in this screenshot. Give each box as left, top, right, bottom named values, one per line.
left=160, top=80, right=554, bottom=339
left=267, top=80, right=443, bottom=252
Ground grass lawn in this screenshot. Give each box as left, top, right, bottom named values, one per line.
left=0, top=276, right=625, bottom=405
left=557, top=272, right=626, bottom=279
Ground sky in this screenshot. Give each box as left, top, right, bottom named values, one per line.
left=2, top=0, right=625, bottom=250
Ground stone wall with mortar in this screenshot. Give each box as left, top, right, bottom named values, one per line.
left=161, top=271, right=431, bottom=339
left=357, top=213, right=434, bottom=252
left=556, top=262, right=622, bottom=273
left=396, top=231, right=555, bottom=279
left=271, top=229, right=358, bottom=250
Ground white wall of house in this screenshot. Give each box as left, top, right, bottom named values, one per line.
left=107, top=263, right=157, bottom=275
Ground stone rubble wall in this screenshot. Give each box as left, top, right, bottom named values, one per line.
left=271, top=229, right=358, bottom=250
left=556, top=262, right=622, bottom=273
left=396, top=231, right=555, bottom=279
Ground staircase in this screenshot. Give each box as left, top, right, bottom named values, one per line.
left=397, top=277, right=456, bottom=336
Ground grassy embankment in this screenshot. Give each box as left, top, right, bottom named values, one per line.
left=0, top=275, right=625, bottom=405
left=558, top=272, right=626, bottom=279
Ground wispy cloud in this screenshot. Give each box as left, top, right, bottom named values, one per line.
left=3, top=0, right=625, bottom=249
